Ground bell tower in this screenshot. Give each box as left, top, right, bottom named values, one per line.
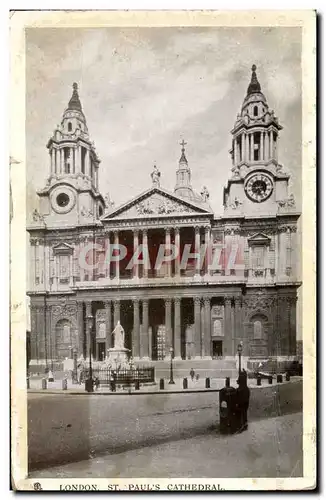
left=35, top=83, right=105, bottom=227
left=223, top=65, right=295, bottom=217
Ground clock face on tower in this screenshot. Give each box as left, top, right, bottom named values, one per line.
left=244, top=173, right=273, bottom=203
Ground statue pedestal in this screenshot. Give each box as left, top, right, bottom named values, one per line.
left=106, top=348, right=130, bottom=369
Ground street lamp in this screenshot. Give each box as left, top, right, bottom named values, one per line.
left=237, top=341, right=243, bottom=377
left=168, top=347, right=175, bottom=385
left=86, top=313, right=94, bottom=391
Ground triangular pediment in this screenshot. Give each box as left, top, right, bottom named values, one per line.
left=53, top=242, right=74, bottom=254
left=102, top=187, right=212, bottom=220
left=247, top=232, right=271, bottom=245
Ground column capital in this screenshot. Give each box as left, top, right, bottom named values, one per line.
left=113, top=230, right=119, bottom=238
left=142, top=228, right=148, bottom=236
left=224, top=296, right=232, bottom=306
left=174, top=227, right=180, bottom=235
left=104, top=300, right=112, bottom=310
left=164, top=227, right=171, bottom=234
left=113, top=298, right=120, bottom=306
left=142, top=298, right=149, bottom=306
left=195, top=225, right=201, bottom=235
left=174, top=297, right=181, bottom=306
left=165, top=298, right=172, bottom=305
left=133, top=229, right=139, bottom=237
left=234, top=297, right=242, bottom=306
left=204, top=225, right=210, bottom=233
left=203, top=297, right=211, bottom=306
left=194, top=296, right=202, bottom=306
left=133, top=298, right=140, bottom=305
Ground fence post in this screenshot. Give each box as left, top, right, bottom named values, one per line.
left=135, top=380, right=140, bottom=391
left=62, top=378, right=67, bottom=390
left=225, top=377, right=230, bottom=388
left=159, top=378, right=164, bottom=390
left=277, top=374, right=283, bottom=383
left=257, top=375, right=261, bottom=386
left=285, top=372, right=290, bottom=382
left=183, top=378, right=188, bottom=390
left=205, top=377, right=210, bottom=389
left=42, top=378, right=47, bottom=390
left=268, top=375, right=273, bottom=384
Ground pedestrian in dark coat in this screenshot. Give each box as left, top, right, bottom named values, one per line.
left=236, top=370, right=250, bottom=431
left=190, top=368, right=195, bottom=381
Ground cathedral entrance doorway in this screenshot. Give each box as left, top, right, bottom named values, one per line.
left=149, top=299, right=165, bottom=360
left=212, top=340, right=223, bottom=358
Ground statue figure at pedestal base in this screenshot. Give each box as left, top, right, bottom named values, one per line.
left=106, top=321, right=130, bottom=369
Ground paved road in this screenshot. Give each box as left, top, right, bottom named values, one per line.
left=28, top=380, right=302, bottom=472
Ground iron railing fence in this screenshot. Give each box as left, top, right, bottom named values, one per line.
left=83, top=366, right=155, bottom=385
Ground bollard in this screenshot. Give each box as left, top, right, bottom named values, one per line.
left=183, top=377, right=188, bottom=390
left=257, top=375, right=261, bottom=386
left=41, top=378, right=47, bottom=390
left=205, top=377, right=210, bottom=389
left=135, top=380, right=140, bottom=391
left=277, top=374, right=283, bottom=383
left=286, top=372, right=290, bottom=382
left=62, top=378, right=67, bottom=390
left=268, top=375, right=273, bottom=385
left=26, top=377, right=30, bottom=390
left=225, top=377, right=230, bottom=388
left=159, top=378, right=164, bottom=390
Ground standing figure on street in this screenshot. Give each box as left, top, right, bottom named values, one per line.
left=236, top=369, right=250, bottom=432
left=190, top=368, right=195, bottom=381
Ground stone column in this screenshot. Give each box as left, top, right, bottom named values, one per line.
left=113, top=299, right=120, bottom=327
left=234, top=138, right=238, bottom=165
left=264, top=132, right=268, bottom=160
left=234, top=297, right=242, bottom=347
left=241, top=133, right=245, bottom=163
left=142, top=229, right=148, bottom=279
left=104, top=300, right=112, bottom=354
left=224, top=297, right=232, bottom=356
left=174, top=228, right=180, bottom=278
left=85, top=301, right=92, bottom=359
left=194, top=297, right=201, bottom=358
left=165, top=298, right=172, bottom=356
left=260, top=131, right=264, bottom=160
left=79, top=145, right=83, bottom=174
left=77, top=302, right=84, bottom=358
left=203, top=297, right=211, bottom=358
left=245, top=133, right=249, bottom=162
left=60, top=148, right=64, bottom=174
left=141, top=299, right=149, bottom=359
left=195, top=226, right=201, bottom=277
left=133, top=229, right=139, bottom=280
left=165, top=227, right=171, bottom=278
left=250, top=133, right=254, bottom=161
left=174, top=298, right=181, bottom=359
left=133, top=299, right=140, bottom=359
left=114, top=230, right=120, bottom=280
left=204, top=226, right=211, bottom=276
left=269, top=130, right=273, bottom=159
left=289, top=297, right=297, bottom=356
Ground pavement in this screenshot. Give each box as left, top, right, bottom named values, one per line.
left=31, top=412, right=303, bottom=478
left=28, top=380, right=302, bottom=474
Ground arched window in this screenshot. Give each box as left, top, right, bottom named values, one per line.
left=253, top=105, right=258, bottom=117
left=213, top=319, right=223, bottom=337
left=253, top=320, right=262, bottom=339
left=68, top=122, right=72, bottom=132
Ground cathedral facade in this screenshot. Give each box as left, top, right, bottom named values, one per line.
left=27, top=66, right=301, bottom=367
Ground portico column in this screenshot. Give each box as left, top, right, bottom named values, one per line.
left=104, top=300, right=112, bottom=355
left=141, top=299, right=149, bottom=359
left=260, top=131, right=264, bottom=160
left=204, top=226, right=211, bottom=276
left=77, top=302, right=84, bottom=358
left=113, top=299, right=120, bottom=327
left=174, top=298, right=181, bottom=359
left=234, top=297, right=242, bottom=349
left=133, top=229, right=139, bottom=280
left=224, top=297, right=232, bottom=357
left=269, top=130, right=273, bottom=160
left=142, top=229, right=148, bottom=279
left=234, top=138, right=238, bottom=165
left=114, top=230, right=119, bottom=280
left=250, top=133, right=254, bottom=161
left=174, top=228, right=180, bottom=278
left=194, top=297, right=201, bottom=359
left=165, top=227, right=171, bottom=278
left=195, top=226, right=201, bottom=277
left=264, top=131, right=269, bottom=160
left=133, top=299, right=140, bottom=359
left=60, top=148, right=64, bottom=173
left=165, top=298, right=172, bottom=357
left=85, top=301, right=92, bottom=359
left=203, top=297, right=211, bottom=358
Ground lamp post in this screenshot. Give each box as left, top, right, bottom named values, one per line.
left=168, top=347, right=175, bottom=385
left=237, top=341, right=243, bottom=377
left=86, top=313, right=94, bottom=391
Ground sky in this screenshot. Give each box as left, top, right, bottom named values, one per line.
left=26, top=26, right=302, bottom=216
